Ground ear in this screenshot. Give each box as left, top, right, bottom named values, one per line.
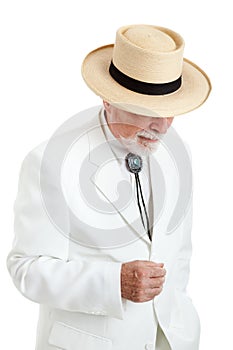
left=103, top=100, right=111, bottom=113
left=167, top=116, right=174, bottom=127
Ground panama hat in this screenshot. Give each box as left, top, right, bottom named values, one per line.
left=81, top=24, right=211, bottom=117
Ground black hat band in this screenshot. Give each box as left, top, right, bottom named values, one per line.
left=109, top=61, right=182, bottom=96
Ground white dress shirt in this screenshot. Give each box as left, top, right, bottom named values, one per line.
left=99, top=108, right=154, bottom=239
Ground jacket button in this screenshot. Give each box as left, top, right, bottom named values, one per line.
left=145, top=344, right=154, bottom=350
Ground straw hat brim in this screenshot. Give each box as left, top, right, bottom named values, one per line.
left=82, top=44, right=211, bottom=117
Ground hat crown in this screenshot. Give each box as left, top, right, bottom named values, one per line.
left=124, top=26, right=176, bottom=52
left=113, top=25, right=185, bottom=84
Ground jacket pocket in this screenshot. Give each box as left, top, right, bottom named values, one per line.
left=48, top=321, right=112, bottom=350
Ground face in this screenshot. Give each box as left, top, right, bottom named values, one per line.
left=103, top=101, right=174, bottom=156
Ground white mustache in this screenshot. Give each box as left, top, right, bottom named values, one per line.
left=136, top=129, right=162, bottom=141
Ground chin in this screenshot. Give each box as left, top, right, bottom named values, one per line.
left=119, top=135, right=161, bottom=157
left=130, top=141, right=160, bottom=157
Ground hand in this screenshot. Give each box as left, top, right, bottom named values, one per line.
left=121, top=260, right=166, bottom=303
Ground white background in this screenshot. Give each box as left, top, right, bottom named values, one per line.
left=1, top=0, right=232, bottom=349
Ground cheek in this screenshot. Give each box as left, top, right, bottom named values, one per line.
left=119, top=124, right=142, bottom=138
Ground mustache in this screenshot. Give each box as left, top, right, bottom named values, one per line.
left=118, top=129, right=161, bottom=156
left=136, top=129, right=163, bottom=141
left=118, top=129, right=164, bottom=145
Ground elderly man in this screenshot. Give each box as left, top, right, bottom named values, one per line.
left=7, top=24, right=211, bottom=350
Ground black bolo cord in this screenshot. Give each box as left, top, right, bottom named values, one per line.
left=135, top=172, right=145, bottom=228
left=135, top=173, right=152, bottom=241
left=125, top=153, right=152, bottom=242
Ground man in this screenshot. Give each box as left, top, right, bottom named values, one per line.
left=7, top=24, right=211, bottom=350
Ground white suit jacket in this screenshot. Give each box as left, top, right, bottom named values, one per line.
left=7, top=106, right=200, bottom=350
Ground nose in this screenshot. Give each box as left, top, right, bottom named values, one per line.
left=149, top=118, right=168, bottom=134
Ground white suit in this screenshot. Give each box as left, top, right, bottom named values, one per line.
left=7, top=106, right=200, bottom=350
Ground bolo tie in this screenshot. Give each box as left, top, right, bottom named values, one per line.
left=125, top=153, right=152, bottom=242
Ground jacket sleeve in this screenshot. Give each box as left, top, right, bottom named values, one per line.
left=6, top=144, right=124, bottom=320
left=175, top=140, right=194, bottom=292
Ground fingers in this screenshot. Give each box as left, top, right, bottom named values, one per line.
left=137, top=260, right=164, bottom=268
left=147, top=276, right=165, bottom=288
left=148, top=267, right=166, bottom=278
left=131, top=261, right=166, bottom=279
left=121, top=260, right=167, bottom=303
left=155, top=262, right=164, bottom=267
left=131, top=286, right=164, bottom=303
left=146, top=286, right=163, bottom=298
